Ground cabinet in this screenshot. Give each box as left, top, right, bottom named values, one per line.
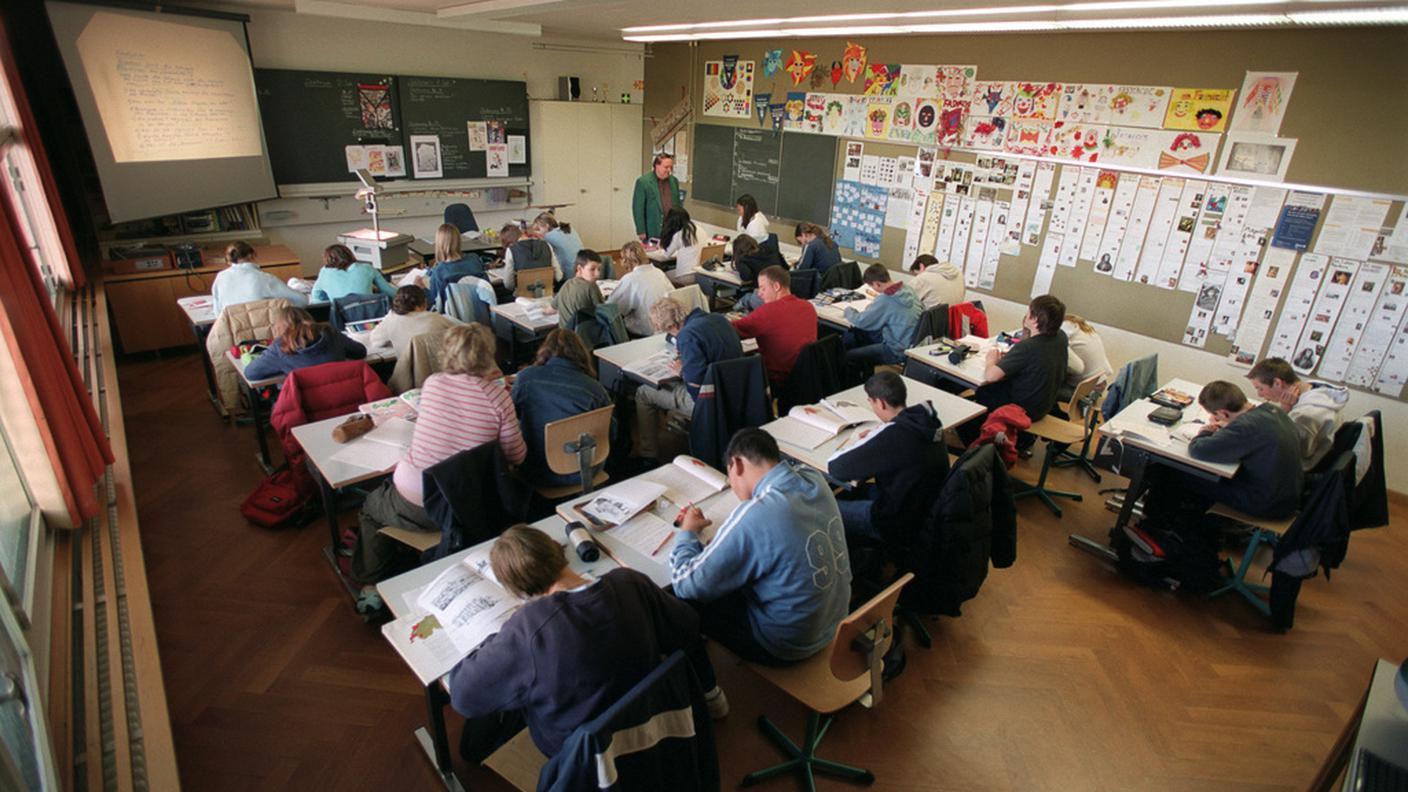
left=103, top=245, right=300, bottom=354
left=529, top=101, right=644, bottom=251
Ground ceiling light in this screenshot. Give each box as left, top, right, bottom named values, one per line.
left=1287, top=5, right=1408, bottom=21
left=1060, top=12, right=1287, bottom=26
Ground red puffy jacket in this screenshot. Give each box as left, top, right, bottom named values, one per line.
left=969, top=404, right=1031, bottom=469
left=949, top=302, right=989, bottom=339
left=270, top=361, right=392, bottom=490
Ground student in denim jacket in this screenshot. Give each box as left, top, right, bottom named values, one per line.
left=511, top=330, right=614, bottom=488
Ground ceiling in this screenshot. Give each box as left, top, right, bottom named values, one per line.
left=216, top=0, right=1408, bottom=40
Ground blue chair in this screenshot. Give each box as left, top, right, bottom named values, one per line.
left=444, top=203, right=479, bottom=234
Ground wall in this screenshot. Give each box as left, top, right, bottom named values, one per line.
left=206, top=4, right=646, bottom=271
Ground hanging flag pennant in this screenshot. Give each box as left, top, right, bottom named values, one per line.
left=784, top=50, right=817, bottom=86
left=762, top=49, right=783, bottom=77
left=755, top=92, right=772, bottom=126
left=769, top=102, right=786, bottom=131
left=842, top=42, right=867, bottom=84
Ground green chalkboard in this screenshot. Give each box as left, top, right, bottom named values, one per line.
left=691, top=123, right=838, bottom=225
left=255, top=69, right=402, bottom=185
left=398, top=76, right=530, bottom=180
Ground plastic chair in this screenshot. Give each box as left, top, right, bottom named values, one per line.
left=741, top=573, right=914, bottom=791
left=444, top=203, right=478, bottom=234
left=1013, top=373, right=1105, bottom=517
left=535, top=404, right=614, bottom=501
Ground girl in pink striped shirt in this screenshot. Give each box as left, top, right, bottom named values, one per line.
left=351, top=324, right=526, bottom=585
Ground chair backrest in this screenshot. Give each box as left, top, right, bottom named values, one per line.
left=389, top=329, right=446, bottom=393
left=828, top=573, right=914, bottom=699
left=1101, top=353, right=1158, bottom=417
left=543, top=404, right=615, bottom=478
left=820, top=260, right=862, bottom=292
left=594, top=302, right=630, bottom=348
left=689, top=355, right=773, bottom=468
left=516, top=267, right=556, bottom=299
left=779, top=335, right=843, bottom=414
left=789, top=268, right=820, bottom=300
left=668, top=284, right=709, bottom=314
left=445, top=278, right=494, bottom=326
left=331, top=293, right=391, bottom=331
left=444, top=202, right=478, bottom=234
left=911, top=304, right=949, bottom=347
left=511, top=238, right=554, bottom=271
left=1063, top=372, right=1106, bottom=419
left=699, top=243, right=726, bottom=271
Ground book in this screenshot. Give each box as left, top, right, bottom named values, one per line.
left=360, top=389, right=421, bottom=422
left=571, top=479, right=668, bottom=527
left=772, top=400, right=880, bottom=449
left=607, top=512, right=676, bottom=559
left=623, top=349, right=680, bottom=386
left=637, top=455, right=727, bottom=507
left=827, top=421, right=887, bottom=461
left=514, top=296, right=556, bottom=322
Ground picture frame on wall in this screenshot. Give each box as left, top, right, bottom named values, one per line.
left=1217, top=132, right=1297, bottom=182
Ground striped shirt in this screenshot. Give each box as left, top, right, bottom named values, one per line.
left=393, top=372, right=527, bottom=505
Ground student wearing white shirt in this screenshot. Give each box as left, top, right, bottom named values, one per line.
left=1062, top=314, right=1113, bottom=386
left=735, top=194, right=770, bottom=243
left=907, top=254, right=966, bottom=310
left=648, top=207, right=704, bottom=285
left=607, top=241, right=674, bottom=337
left=210, top=241, right=308, bottom=316
left=368, top=284, right=457, bottom=357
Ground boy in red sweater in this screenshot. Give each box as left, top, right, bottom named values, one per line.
left=731, top=266, right=817, bottom=387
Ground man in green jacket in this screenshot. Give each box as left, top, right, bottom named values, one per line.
left=632, top=154, right=684, bottom=241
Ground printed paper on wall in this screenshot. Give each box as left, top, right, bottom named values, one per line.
left=1163, top=88, right=1236, bottom=133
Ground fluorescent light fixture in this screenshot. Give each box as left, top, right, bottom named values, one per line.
left=1287, top=5, right=1408, bottom=21
left=1060, top=12, right=1287, bottom=26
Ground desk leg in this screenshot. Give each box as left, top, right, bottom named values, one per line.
left=248, top=384, right=273, bottom=474
left=307, top=458, right=340, bottom=552
left=1067, top=446, right=1149, bottom=562
left=191, top=323, right=221, bottom=416
left=413, top=683, right=466, bottom=792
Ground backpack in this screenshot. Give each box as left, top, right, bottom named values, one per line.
left=240, top=466, right=316, bottom=529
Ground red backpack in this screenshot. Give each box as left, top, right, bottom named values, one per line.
left=240, top=464, right=317, bottom=529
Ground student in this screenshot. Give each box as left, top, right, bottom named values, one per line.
left=532, top=212, right=584, bottom=277
left=632, top=297, right=743, bottom=464
left=828, top=372, right=945, bottom=542
left=1155, top=380, right=1304, bottom=519
left=1063, top=314, right=1113, bottom=388
left=1246, top=357, right=1349, bottom=470
left=352, top=324, right=526, bottom=583
left=731, top=266, right=817, bottom=388
left=242, top=305, right=366, bottom=380
left=907, top=254, right=965, bottom=310
left=649, top=207, right=703, bottom=285
left=210, top=241, right=308, bottom=315
left=426, top=224, right=486, bottom=309
left=607, top=240, right=674, bottom=337
left=730, top=233, right=785, bottom=288
left=965, top=295, right=1069, bottom=441
left=553, top=249, right=604, bottom=330
left=309, top=243, right=394, bottom=303
left=367, top=284, right=457, bottom=359
left=735, top=194, right=770, bottom=243
left=499, top=223, right=562, bottom=291
left=793, top=222, right=841, bottom=274
left=671, top=428, right=851, bottom=665
left=842, top=264, right=922, bottom=378
left=510, top=330, right=613, bottom=488
left=448, top=525, right=725, bottom=763
left=632, top=153, right=684, bottom=242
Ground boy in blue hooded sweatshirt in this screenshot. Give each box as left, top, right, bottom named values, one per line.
left=671, top=429, right=851, bottom=665
left=842, top=264, right=922, bottom=380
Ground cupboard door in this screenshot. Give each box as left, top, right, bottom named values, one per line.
left=104, top=278, right=187, bottom=353
left=530, top=102, right=581, bottom=209
left=573, top=105, right=614, bottom=250
left=609, top=105, right=645, bottom=247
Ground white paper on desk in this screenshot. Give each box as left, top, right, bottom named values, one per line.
left=363, top=417, right=416, bottom=448
left=416, top=565, right=521, bottom=654
left=577, top=480, right=668, bottom=526
left=330, top=436, right=404, bottom=471
left=768, top=416, right=836, bottom=450
left=623, top=349, right=680, bottom=386
left=607, top=512, right=675, bottom=560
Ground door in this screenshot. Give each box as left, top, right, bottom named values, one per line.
left=573, top=104, right=614, bottom=250
left=609, top=104, right=645, bottom=246
left=529, top=102, right=581, bottom=210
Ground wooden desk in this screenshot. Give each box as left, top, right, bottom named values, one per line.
left=761, top=377, right=986, bottom=474
left=105, top=244, right=300, bottom=353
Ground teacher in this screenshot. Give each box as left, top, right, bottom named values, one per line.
left=632, top=153, right=684, bottom=242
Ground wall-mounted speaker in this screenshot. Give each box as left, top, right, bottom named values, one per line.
left=558, top=76, right=581, bottom=101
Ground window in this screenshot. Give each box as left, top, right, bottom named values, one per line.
left=0, top=420, right=38, bottom=625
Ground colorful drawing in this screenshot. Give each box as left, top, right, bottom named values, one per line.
left=1218, top=132, right=1297, bottom=181
left=784, top=92, right=806, bottom=130
left=822, top=95, right=847, bottom=136
left=358, top=83, right=394, bottom=129
left=830, top=60, right=844, bottom=87
left=864, top=63, right=900, bottom=96
left=938, top=65, right=978, bottom=102
left=912, top=98, right=940, bottom=145
left=769, top=102, right=786, bottom=131
left=1004, top=118, right=1052, bottom=156
left=1099, top=126, right=1163, bottom=167
left=1232, top=71, right=1296, bottom=135
left=754, top=92, right=771, bottom=126
left=803, top=93, right=826, bottom=133
left=842, top=95, right=868, bottom=137
left=939, top=98, right=967, bottom=146
left=1013, top=81, right=1061, bottom=120
left=1107, top=85, right=1171, bottom=128
left=888, top=99, right=915, bottom=140
left=703, top=57, right=755, bottom=118
left=810, top=69, right=826, bottom=90
left=897, top=64, right=938, bottom=98
left=971, top=81, right=1015, bottom=116
left=962, top=115, right=1007, bottom=150
left=1163, top=88, right=1236, bottom=132
left=865, top=99, right=892, bottom=139
left=1047, top=121, right=1105, bottom=162
left=1157, top=130, right=1218, bottom=174
left=842, top=42, right=867, bottom=84
left=785, top=50, right=817, bottom=86
left=762, top=49, right=783, bottom=77
left=1057, top=84, right=1114, bottom=124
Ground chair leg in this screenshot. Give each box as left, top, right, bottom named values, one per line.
left=897, top=607, right=932, bottom=649
left=1209, top=528, right=1275, bottom=616
left=742, top=712, right=875, bottom=789
left=1013, top=441, right=1084, bottom=517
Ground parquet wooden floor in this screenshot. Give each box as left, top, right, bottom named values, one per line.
left=120, top=350, right=1406, bottom=791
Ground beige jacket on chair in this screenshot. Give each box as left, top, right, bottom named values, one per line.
left=388, top=329, right=446, bottom=394
left=205, top=298, right=290, bottom=415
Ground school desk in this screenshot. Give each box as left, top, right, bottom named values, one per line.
left=593, top=332, right=758, bottom=393
left=902, top=335, right=1000, bottom=390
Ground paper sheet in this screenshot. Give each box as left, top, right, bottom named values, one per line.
left=1006, top=162, right=1036, bottom=252
left=1344, top=267, right=1408, bottom=387
left=607, top=512, right=676, bottom=559
left=1178, top=183, right=1229, bottom=292
left=917, top=192, right=944, bottom=261
left=1032, top=232, right=1063, bottom=299
left=1133, top=178, right=1185, bottom=285
left=1318, top=262, right=1391, bottom=382
left=1078, top=171, right=1118, bottom=263
left=638, top=456, right=726, bottom=507
left=1047, top=165, right=1081, bottom=237
left=1266, top=253, right=1331, bottom=361
left=978, top=199, right=1008, bottom=290
left=1371, top=309, right=1408, bottom=396
left=1060, top=168, right=1098, bottom=268
left=1231, top=71, right=1296, bottom=135
left=1112, top=176, right=1162, bottom=281
left=885, top=186, right=915, bottom=228
left=767, top=416, right=836, bottom=450
left=1228, top=247, right=1298, bottom=366
left=1021, top=161, right=1057, bottom=246
left=965, top=199, right=993, bottom=288
left=934, top=195, right=959, bottom=263
left=329, top=436, right=404, bottom=471
left=1289, top=257, right=1361, bottom=375
left=1375, top=204, right=1408, bottom=264
left=1315, top=196, right=1392, bottom=261
left=1271, top=191, right=1324, bottom=251
left=1094, top=176, right=1140, bottom=275
left=952, top=197, right=977, bottom=283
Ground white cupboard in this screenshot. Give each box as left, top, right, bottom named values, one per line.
left=529, top=101, right=644, bottom=251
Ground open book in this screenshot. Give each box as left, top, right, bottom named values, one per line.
left=623, top=348, right=680, bottom=386
left=570, top=479, right=667, bottom=528
left=359, top=388, right=421, bottom=422
left=515, top=296, right=556, bottom=323
left=638, top=455, right=727, bottom=507
left=381, top=562, right=523, bottom=686
left=770, top=399, right=879, bottom=449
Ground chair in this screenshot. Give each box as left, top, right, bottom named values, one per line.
left=819, top=260, right=861, bottom=292
left=331, top=293, right=391, bottom=331
left=1013, top=373, right=1106, bottom=517
left=515, top=267, right=555, bottom=299
left=668, top=283, right=710, bottom=314
left=443, top=277, right=494, bottom=326
left=417, top=442, right=531, bottom=560
left=741, top=573, right=914, bottom=791
left=593, top=302, right=631, bottom=348
left=206, top=298, right=289, bottom=416
left=535, top=404, right=614, bottom=501
left=444, top=202, right=479, bottom=234
left=689, top=355, right=772, bottom=468
left=875, top=303, right=946, bottom=377
left=699, top=243, right=726, bottom=270
left=1051, top=375, right=1107, bottom=482
left=778, top=336, right=843, bottom=415
left=788, top=268, right=820, bottom=300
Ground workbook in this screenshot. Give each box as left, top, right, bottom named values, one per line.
left=637, top=455, right=728, bottom=507
left=569, top=479, right=668, bottom=527
left=769, top=399, right=879, bottom=449
left=623, top=348, right=680, bottom=386
left=359, top=388, right=421, bottom=422
left=515, top=296, right=555, bottom=322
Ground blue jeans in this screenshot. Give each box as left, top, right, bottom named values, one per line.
left=735, top=291, right=763, bottom=313
left=836, top=497, right=881, bottom=542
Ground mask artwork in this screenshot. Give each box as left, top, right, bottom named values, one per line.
left=762, top=49, right=783, bottom=78
left=842, top=42, right=867, bottom=84
left=784, top=50, right=817, bottom=87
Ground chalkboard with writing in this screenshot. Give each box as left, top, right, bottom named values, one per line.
left=253, top=68, right=530, bottom=184
left=731, top=128, right=782, bottom=215
left=690, top=123, right=837, bottom=224
left=255, top=69, right=402, bottom=185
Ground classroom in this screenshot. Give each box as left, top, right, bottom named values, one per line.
left=0, top=0, right=1406, bottom=788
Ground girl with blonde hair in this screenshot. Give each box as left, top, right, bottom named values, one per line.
left=608, top=240, right=674, bottom=337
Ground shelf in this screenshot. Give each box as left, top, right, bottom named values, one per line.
left=99, top=228, right=262, bottom=251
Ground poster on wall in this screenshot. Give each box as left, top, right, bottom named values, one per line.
left=1217, top=133, right=1296, bottom=182
left=702, top=57, right=755, bottom=118
left=1156, top=130, right=1219, bottom=175
left=1107, top=85, right=1171, bottom=128
left=1162, top=88, right=1235, bottom=133
left=409, top=135, right=442, bottom=179
left=1056, top=84, right=1114, bottom=125
left=1231, top=71, right=1296, bottom=135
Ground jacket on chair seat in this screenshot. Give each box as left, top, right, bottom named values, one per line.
left=206, top=298, right=290, bottom=415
